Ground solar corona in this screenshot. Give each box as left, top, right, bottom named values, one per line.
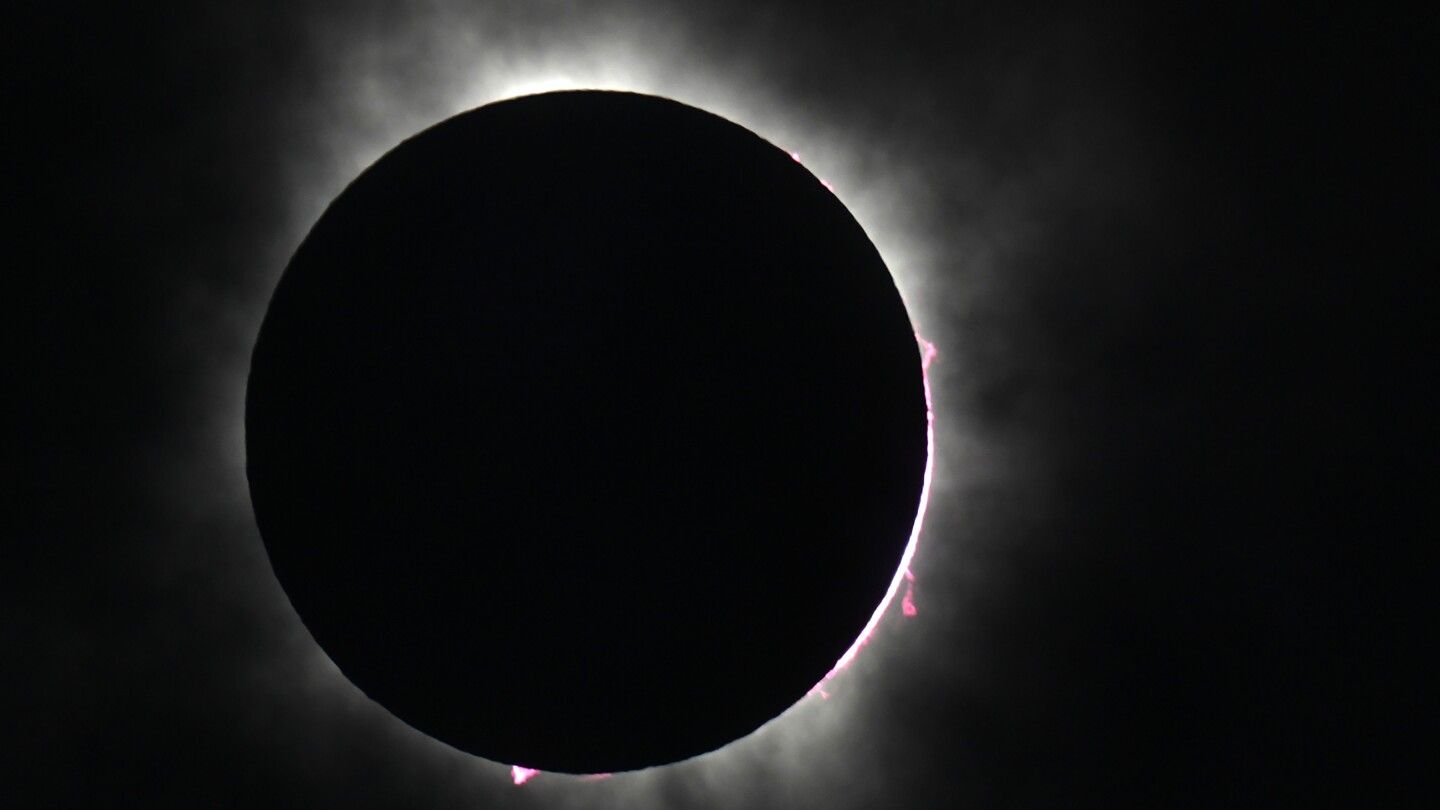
left=245, top=91, right=932, bottom=775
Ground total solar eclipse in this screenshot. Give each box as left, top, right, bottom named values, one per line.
left=245, top=90, right=928, bottom=774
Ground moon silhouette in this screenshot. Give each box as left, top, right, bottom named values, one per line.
left=245, top=90, right=928, bottom=774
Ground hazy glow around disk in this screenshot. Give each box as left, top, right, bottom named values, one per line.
left=223, top=9, right=953, bottom=797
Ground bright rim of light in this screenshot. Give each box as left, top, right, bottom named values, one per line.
left=211, top=19, right=947, bottom=794
left=816, top=336, right=936, bottom=682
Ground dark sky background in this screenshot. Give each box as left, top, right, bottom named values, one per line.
left=12, top=2, right=1426, bottom=808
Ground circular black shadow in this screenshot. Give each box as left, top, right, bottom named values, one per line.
left=246, top=91, right=927, bottom=774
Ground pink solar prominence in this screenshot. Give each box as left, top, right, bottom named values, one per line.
left=511, top=766, right=540, bottom=785
left=789, top=150, right=838, bottom=193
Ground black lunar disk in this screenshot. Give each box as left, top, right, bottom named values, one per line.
left=246, top=91, right=927, bottom=774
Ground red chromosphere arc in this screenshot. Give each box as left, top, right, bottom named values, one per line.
left=813, top=335, right=935, bottom=683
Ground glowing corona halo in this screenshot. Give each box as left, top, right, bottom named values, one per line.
left=245, top=90, right=932, bottom=776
